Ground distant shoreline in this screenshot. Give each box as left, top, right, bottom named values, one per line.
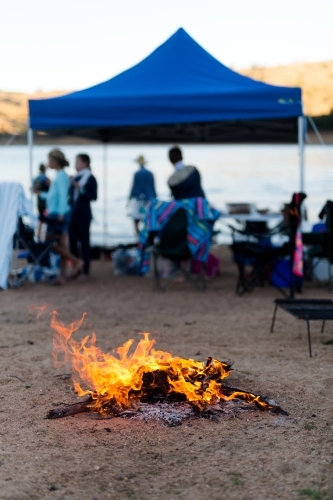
left=1, top=130, right=332, bottom=146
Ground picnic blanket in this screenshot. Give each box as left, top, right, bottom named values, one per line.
left=139, top=198, right=220, bottom=274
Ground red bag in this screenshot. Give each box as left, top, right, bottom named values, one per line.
left=191, top=253, right=220, bottom=278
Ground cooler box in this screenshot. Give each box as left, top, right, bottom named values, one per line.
left=271, top=259, right=291, bottom=287
left=271, top=258, right=303, bottom=288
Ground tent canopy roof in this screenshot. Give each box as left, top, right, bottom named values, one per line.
left=29, top=28, right=302, bottom=143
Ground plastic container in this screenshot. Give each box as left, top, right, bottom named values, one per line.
left=312, top=258, right=333, bottom=281
left=113, top=248, right=140, bottom=276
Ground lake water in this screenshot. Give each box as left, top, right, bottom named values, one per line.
left=1, top=144, right=332, bottom=245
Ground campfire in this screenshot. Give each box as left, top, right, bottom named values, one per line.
left=47, top=312, right=286, bottom=424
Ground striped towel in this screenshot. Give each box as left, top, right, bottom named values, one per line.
left=139, top=198, right=220, bottom=274
left=0, top=182, right=37, bottom=289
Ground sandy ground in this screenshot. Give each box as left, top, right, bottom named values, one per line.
left=0, top=247, right=333, bottom=500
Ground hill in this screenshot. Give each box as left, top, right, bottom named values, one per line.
left=0, top=60, right=333, bottom=136
left=0, top=90, right=67, bottom=136
left=241, top=60, right=333, bottom=116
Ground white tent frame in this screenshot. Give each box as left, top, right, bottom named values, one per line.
left=298, top=116, right=305, bottom=193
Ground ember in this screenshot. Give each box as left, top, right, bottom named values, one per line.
left=47, top=312, right=286, bottom=421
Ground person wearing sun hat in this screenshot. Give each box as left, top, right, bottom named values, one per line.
left=128, top=155, right=156, bottom=236
left=33, top=148, right=84, bottom=284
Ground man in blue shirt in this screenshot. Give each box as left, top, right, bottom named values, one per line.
left=129, top=155, right=156, bottom=235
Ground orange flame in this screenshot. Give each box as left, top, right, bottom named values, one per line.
left=50, top=311, right=272, bottom=414
left=27, top=303, right=53, bottom=321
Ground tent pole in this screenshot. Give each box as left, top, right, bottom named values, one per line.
left=27, top=126, right=34, bottom=201
left=103, top=143, right=108, bottom=248
left=298, top=116, right=304, bottom=193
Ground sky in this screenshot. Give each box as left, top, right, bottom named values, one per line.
left=1, top=0, right=333, bottom=93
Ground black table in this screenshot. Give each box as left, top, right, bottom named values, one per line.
left=270, top=299, right=333, bottom=357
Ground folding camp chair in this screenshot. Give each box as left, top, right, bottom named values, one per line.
left=8, top=217, right=56, bottom=288
left=231, top=238, right=291, bottom=296
left=150, top=208, right=206, bottom=292
left=230, top=193, right=306, bottom=297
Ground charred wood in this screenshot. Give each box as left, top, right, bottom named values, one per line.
left=46, top=380, right=288, bottom=419
left=46, top=396, right=93, bottom=419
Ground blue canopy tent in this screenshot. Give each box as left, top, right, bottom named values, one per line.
left=29, top=27, right=303, bottom=141
left=28, top=28, right=305, bottom=242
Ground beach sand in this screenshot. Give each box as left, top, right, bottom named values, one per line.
left=0, top=247, right=332, bottom=500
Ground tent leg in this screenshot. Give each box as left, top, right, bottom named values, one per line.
left=307, top=115, right=325, bottom=145
left=298, top=116, right=305, bottom=193
left=103, top=143, right=108, bottom=248
left=28, top=127, right=34, bottom=201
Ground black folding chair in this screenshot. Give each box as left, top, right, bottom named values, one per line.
left=230, top=193, right=306, bottom=298
left=231, top=238, right=292, bottom=296
left=9, top=217, right=56, bottom=288
left=150, top=208, right=206, bottom=292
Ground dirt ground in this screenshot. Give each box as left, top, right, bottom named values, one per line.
left=0, top=247, right=332, bottom=500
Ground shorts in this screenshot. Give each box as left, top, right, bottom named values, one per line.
left=129, top=199, right=149, bottom=221
left=46, top=212, right=71, bottom=237
left=37, top=198, right=47, bottom=218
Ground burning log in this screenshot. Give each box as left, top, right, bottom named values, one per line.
left=46, top=387, right=287, bottom=420
left=46, top=312, right=287, bottom=422
left=221, top=385, right=288, bottom=416
left=46, top=374, right=288, bottom=420
left=46, top=396, right=93, bottom=419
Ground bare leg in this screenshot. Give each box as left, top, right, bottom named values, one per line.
left=134, top=220, right=140, bottom=237
left=37, top=222, right=42, bottom=241
left=51, top=233, right=83, bottom=281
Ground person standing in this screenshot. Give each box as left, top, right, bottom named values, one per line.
left=32, top=163, right=50, bottom=240
left=68, top=154, right=97, bottom=280
left=128, top=155, right=156, bottom=235
left=34, top=149, right=84, bottom=285
left=167, top=146, right=205, bottom=200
